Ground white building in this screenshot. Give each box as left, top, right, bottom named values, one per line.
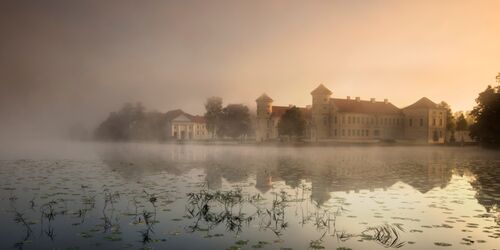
left=165, top=109, right=210, bottom=140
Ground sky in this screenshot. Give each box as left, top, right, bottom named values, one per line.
left=1, top=0, right=499, bottom=139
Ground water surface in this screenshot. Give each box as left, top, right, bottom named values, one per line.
left=1, top=142, right=499, bottom=249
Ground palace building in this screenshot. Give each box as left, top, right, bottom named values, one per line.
left=165, top=109, right=210, bottom=140
left=255, top=84, right=447, bottom=143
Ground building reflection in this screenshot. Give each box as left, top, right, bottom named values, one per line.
left=98, top=145, right=498, bottom=213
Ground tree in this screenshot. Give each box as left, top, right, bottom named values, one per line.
left=94, top=102, right=166, bottom=141
left=438, top=101, right=455, bottom=132
left=204, top=97, right=223, bottom=138
left=469, top=79, right=500, bottom=147
left=438, top=101, right=455, bottom=143
left=219, top=104, right=251, bottom=140
left=456, top=113, right=468, bottom=131
left=277, top=106, right=306, bottom=140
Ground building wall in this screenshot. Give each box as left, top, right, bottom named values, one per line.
left=332, top=112, right=404, bottom=140
left=403, top=108, right=429, bottom=141
left=403, top=108, right=446, bottom=143
left=168, top=122, right=209, bottom=140
left=426, top=108, right=447, bottom=143
left=255, top=94, right=446, bottom=144
left=255, top=99, right=272, bottom=142
left=311, top=93, right=332, bottom=140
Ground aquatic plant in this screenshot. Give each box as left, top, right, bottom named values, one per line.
left=13, top=211, right=33, bottom=249
left=361, top=224, right=406, bottom=248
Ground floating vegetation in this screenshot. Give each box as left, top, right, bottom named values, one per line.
left=361, top=224, right=406, bottom=248
left=434, top=242, right=453, bottom=247
left=1, top=146, right=500, bottom=249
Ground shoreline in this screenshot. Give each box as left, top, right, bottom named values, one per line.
left=89, top=138, right=479, bottom=148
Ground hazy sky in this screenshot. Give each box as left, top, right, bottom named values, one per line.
left=1, top=0, right=499, bottom=139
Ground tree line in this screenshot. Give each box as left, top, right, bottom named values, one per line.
left=94, top=98, right=253, bottom=142
left=204, top=97, right=252, bottom=140
left=94, top=102, right=167, bottom=141
left=469, top=75, right=500, bottom=147
left=93, top=73, right=500, bottom=147
left=432, top=74, right=500, bottom=147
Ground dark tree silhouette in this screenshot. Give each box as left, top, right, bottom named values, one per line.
left=204, top=97, right=223, bottom=138
left=438, top=101, right=455, bottom=132
left=470, top=79, right=500, bottom=147
left=218, top=104, right=251, bottom=139
left=94, top=102, right=166, bottom=141
left=456, top=113, right=468, bottom=131
left=278, top=106, right=306, bottom=140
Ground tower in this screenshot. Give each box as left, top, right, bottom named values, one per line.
left=311, top=84, right=332, bottom=140
left=255, top=94, right=273, bottom=141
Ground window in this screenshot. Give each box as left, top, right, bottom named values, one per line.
left=357, top=130, right=360, bottom=136
left=342, top=116, right=345, bottom=124
left=334, top=116, right=338, bottom=124
left=433, top=118, right=436, bottom=126
left=366, top=130, right=369, bottom=137
left=409, top=118, right=413, bottom=127
left=348, top=129, right=351, bottom=136
left=323, top=117, right=328, bottom=125
left=420, top=118, right=423, bottom=127
left=439, top=118, right=442, bottom=126
left=348, top=116, right=351, bottom=124
left=342, top=129, right=345, bottom=136
left=356, top=117, right=360, bottom=124
left=334, top=129, right=337, bottom=136
left=361, top=130, right=365, bottom=136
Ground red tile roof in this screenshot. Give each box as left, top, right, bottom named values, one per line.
left=256, top=93, right=273, bottom=102
left=165, top=109, right=206, bottom=123
left=331, top=98, right=402, bottom=115
left=311, top=84, right=332, bottom=95
left=403, top=97, right=439, bottom=109
left=271, top=106, right=312, bottom=119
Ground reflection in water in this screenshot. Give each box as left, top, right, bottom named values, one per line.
left=0, top=143, right=499, bottom=249
left=100, top=145, right=459, bottom=205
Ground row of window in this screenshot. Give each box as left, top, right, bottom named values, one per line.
left=322, top=115, right=402, bottom=126
left=173, top=124, right=206, bottom=130
left=408, top=118, right=443, bottom=127
left=335, top=129, right=380, bottom=137
left=173, top=131, right=207, bottom=137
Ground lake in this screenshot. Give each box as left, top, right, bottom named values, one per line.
left=0, top=142, right=499, bottom=249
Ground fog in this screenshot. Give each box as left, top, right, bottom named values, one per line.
left=1, top=0, right=500, bottom=141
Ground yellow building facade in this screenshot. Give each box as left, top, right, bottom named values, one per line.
left=256, top=84, right=447, bottom=143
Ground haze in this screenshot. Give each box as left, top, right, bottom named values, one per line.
left=1, top=0, right=499, bottom=140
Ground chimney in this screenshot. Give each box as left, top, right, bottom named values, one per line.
left=347, top=96, right=351, bottom=100
left=355, top=97, right=360, bottom=102
left=289, top=104, right=294, bottom=108
left=370, top=98, right=375, bottom=103
left=384, top=98, right=388, bottom=104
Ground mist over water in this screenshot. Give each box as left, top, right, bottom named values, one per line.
left=1, top=142, right=499, bottom=249
left=2, top=0, right=500, bottom=141
left=1, top=1, right=500, bottom=249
